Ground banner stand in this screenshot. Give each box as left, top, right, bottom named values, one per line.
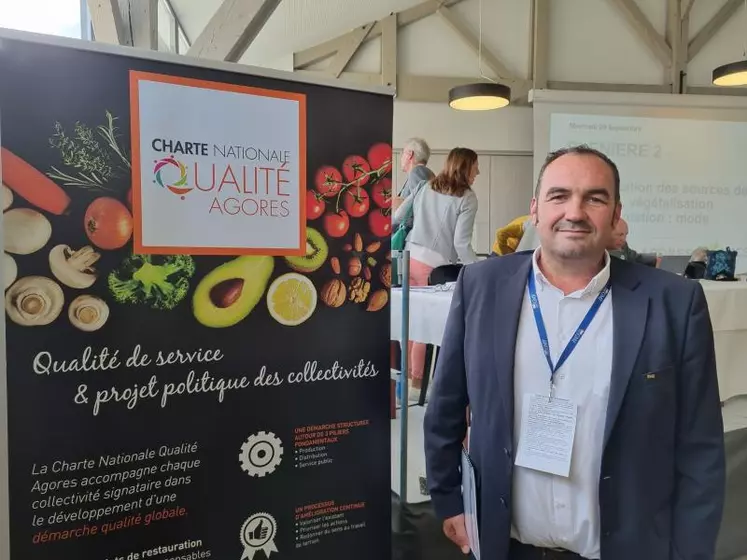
left=0, top=28, right=394, bottom=560
left=396, top=250, right=410, bottom=517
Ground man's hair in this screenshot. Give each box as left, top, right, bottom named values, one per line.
left=535, top=144, right=620, bottom=202
left=404, top=137, right=431, bottom=165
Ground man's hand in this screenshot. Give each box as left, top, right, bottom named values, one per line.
left=392, top=195, right=405, bottom=212
left=443, top=514, right=470, bottom=554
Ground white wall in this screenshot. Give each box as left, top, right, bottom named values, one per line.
left=393, top=101, right=532, bottom=153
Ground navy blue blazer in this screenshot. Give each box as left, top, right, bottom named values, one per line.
left=424, top=251, right=725, bottom=560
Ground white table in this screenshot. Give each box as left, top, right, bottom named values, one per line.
left=391, top=281, right=747, bottom=401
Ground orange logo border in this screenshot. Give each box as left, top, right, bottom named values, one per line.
left=129, top=70, right=307, bottom=256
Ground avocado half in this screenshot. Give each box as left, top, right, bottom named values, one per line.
left=284, top=228, right=328, bottom=273
left=192, top=255, right=275, bottom=328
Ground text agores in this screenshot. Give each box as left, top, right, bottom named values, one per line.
left=152, top=138, right=295, bottom=218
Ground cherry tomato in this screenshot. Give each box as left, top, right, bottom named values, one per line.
left=84, top=197, right=133, bottom=250
left=371, top=178, right=392, bottom=209
left=306, top=190, right=326, bottom=220
left=342, top=155, right=371, bottom=188
left=343, top=187, right=370, bottom=218
left=367, top=143, right=392, bottom=175
left=324, top=210, right=350, bottom=238
left=368, top=209, right=391, bottom=238
left=315, top=165, right=343, bottom=198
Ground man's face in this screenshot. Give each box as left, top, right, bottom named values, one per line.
left=530, top=154, right=621, bottom=262
left=401, top=149, right=413, bottom=172
left=610, top=219, right=628, bottom=250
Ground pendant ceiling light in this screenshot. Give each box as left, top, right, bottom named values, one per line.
left=449, top=83, right=511, bottom=110
left=448, top=0, right=511, bottom=110
left=713, top=60, right=747, bottom=87
left=713, top=0, right=747, bottom=86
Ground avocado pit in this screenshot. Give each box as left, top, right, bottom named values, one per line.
left=210, top=278, right=244, bottom=308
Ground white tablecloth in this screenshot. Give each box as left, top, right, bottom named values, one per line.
left=391, top=281, right=747, bottom=401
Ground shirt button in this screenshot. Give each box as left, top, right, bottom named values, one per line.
left=500, top=498, right=507, bottom=508
left=504, top=448, right=511, bottom=459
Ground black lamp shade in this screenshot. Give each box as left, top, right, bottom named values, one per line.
left=448, top=82, right=511, bottom=110
left=713, top=60, right=747, bottom=86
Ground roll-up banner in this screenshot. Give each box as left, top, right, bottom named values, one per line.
left=0, top=30, right=393, bottom=560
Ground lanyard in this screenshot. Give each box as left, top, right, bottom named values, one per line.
left=527, top=271, right=611, bottom=397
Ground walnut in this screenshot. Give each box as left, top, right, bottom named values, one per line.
left=320, top=279, right=346, bottom=308
left=348, top=277, right=371, bottom=303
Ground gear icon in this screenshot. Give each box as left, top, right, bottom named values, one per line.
left=239, top=431, right=283, bottom=477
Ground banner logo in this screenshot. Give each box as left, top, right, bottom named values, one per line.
left=153, top=156, right=191, bottom=199
left=240, top=512, right=279, bottom=559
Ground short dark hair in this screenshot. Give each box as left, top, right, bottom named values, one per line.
left=535, top=144, right=620, bottom=202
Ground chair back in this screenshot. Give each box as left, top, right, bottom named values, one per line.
left=428, top=264, right=463, bottom=286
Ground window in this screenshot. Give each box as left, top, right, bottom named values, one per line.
left=0, top=0, right=82, bottom=39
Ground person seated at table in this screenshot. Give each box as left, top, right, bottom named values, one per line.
left=393, top=147, right=480, bottom=397
left=491, top=215, right=530, bottom=256
left=608, top=218, right=659, bottom=267
left=684, top=247, right=708, bottom=279
left=490, top=215, right=541, bottom=256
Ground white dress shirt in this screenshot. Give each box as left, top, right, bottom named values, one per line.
left=510, top=249, right=614, bottom=559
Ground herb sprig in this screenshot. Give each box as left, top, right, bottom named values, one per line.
left=48, top=111, right=130, bottom=192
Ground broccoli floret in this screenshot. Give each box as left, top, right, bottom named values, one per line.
left=108, top=254, right=196, bottom=310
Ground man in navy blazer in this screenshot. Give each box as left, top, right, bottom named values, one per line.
left=424, top=145, right=725, bottom=559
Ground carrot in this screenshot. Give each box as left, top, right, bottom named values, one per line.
left=1, top=147, right=70, bottom=215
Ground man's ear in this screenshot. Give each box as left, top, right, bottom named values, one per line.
left=530, top=198, right=538, bottom=226
left=612, top=202, right=622, bottom=226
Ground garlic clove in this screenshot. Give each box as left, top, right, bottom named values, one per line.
left=4, top=253, right=17, bottom=290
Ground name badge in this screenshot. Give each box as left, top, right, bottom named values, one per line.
left=514, top=393, right=578, bottom=478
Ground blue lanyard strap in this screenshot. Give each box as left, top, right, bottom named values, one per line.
left=527, top=271, right=611, bottom=382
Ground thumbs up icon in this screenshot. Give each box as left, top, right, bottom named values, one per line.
left=250, top=520, right=269, bottom=542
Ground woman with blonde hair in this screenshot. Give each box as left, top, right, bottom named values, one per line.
left=393, top=147, right=480, bottom=397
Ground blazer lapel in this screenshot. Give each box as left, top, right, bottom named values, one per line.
left=604, top=260, right=648, bottom=449
left=494, top=256, right=533, bottom=447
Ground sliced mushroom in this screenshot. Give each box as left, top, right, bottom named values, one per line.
left=49, top=245, right=100, bottom=289
left=2, top=184, right=12, bottom=211
left=5, top=276, right=64, bottom=326
left=68, top=295, right=109, bottom=332
left=4, top=253, right=17, bottom=291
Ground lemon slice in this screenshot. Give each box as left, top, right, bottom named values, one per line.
left=267, top=273, right=317, bottom=326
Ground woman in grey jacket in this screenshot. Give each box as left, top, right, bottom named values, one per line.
left=393, top=147, right=480, bottom=392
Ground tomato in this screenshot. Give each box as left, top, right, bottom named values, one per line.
left=306, top=190, right=326, bottom=220
left=342, top=155, right=371, bottom=188
left=367, top=143, right=392, bottom=175
left=84, top=197, right=133, bottom=250
left=371, top=178, right=392, bottom=209
left=324, top=210, right=350, bottom=238
left=315, top=165, right=343, bottom=198
left=368, top=209, right=391, bottom=238
left=343, top=187, right=370, bottom=218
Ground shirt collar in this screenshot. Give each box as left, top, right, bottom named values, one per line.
left=532, top=248, right=611, bottom=298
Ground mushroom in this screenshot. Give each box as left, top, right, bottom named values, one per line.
left=4, top=208, right=51, bottom=255
left=2, top=184, right=12, bottom=211
left=68, top=295, right=109, bottom=332
left=5, top=276, right=64, bottom=326
left=49, top=245, right=100, bottom=289
left=4, top=253, right=17, bottom=291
